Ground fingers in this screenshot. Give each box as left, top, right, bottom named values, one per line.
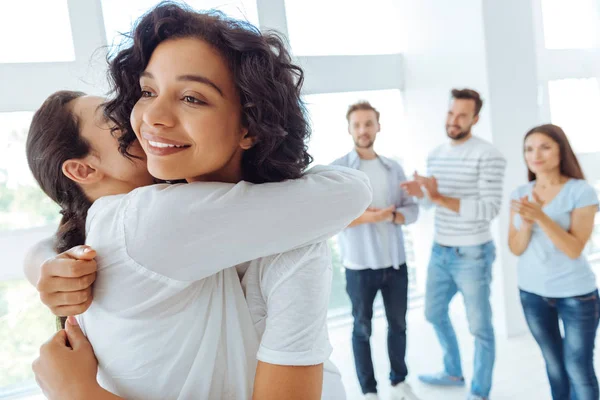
left=63, top=245, right=97, bottom=261
left=49, top=329, right=69, bottom=347
left=65, top=316, right=90, bottom=351
left=40, top=286, right=92, bottom=308
left=41, top=258, right=97, bottom=279
left=48, top=294, right=94, bottom=317
left=37, top=272, right=96, bottom=293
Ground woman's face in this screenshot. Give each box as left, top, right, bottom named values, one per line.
left=524, top=132, right=561, bottom=176
left=130, top=37, right=252, bottom=183
left=71, top=96, right=154, bottom=190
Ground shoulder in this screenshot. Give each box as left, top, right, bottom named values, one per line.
left=568, top=179, right=598, bottom=203
left=510, top=182, right=533, bottom=200
left=330, top=153, right=351, bottom=166
left=255, top=242, right=331, bottom=296
left=86, top=194, right=127, bottom=229
left=472, top=137, right=505, bottom=161
left=427, top=143, right=447, bottom=159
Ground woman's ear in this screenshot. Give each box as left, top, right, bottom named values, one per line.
left=239, top=128, right=257, bottom=150
left=62, top=158, right=104, bottom=185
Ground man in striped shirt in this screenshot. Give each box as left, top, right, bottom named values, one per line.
left=401, top=89, right=506, bottom=400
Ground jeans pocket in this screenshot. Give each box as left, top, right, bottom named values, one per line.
left=574, top=291, right=599, bottom=302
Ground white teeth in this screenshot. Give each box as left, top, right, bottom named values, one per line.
left=148, top=140, right=185, bottom=148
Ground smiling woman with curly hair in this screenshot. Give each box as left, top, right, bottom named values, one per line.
left=25, top=2, right=373, bottom=400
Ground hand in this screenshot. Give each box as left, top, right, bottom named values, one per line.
left=33, top=316, right=101, bottom=400
left=413, top=173, right=442, bottom=202
left=511, top=194, right=545, bottom=223
left=37, top=245, right=97, bottom=316
left=367, top=205, right=396, bottom=223
left=400, top=172, right=425, bottom=198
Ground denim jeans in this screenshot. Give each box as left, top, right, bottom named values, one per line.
left=345, top=265, right=409, bottom=394
left=424, top=241, right=496, bottom=398
left=520, top=289, right=600, bottom=400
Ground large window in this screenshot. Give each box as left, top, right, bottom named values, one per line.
left=0, top=0, right=75, bottom=63
left=284, top=0, right=402, bottom=56
left=548, top=78, right=600, bottom=154
left=0, top=112, right=60, bottom=230
left=0, top=112, right=60, bottom=398
left=540, top=0, right=599, bottom=49
left=101, top=0, right=259, bottom=47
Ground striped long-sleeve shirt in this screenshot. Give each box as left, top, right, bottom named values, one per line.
left=423, top=136, right=506, bottom=247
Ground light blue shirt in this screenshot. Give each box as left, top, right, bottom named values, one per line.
left=331, top=150, right=419, bottom=270
left=511, top=179, right=599, bottom=297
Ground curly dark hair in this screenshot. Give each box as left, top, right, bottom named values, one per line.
left=104, top=1, right=312, bottom=183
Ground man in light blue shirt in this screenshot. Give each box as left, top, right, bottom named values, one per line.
left=332, top=101, right=420, bottom=400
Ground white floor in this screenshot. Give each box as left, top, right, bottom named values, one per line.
left=328, top=303, right=593, bottom=400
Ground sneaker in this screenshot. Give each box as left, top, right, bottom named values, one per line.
left=418, top=372, right=465, bottom=387
left=390, top=381, right=421, bottom=400
left=364, top=393, right=379, bottom=400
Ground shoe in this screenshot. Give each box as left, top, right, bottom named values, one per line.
left=390, top=381, right=421, bottom=400
left=466, top=395, right=487, bottom=400
left=364, top=393, right=379, bottom=400
left=418, top=372, right=465, bottom=387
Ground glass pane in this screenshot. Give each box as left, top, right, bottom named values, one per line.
left=0, top=112, right=61, bottom=231
left=101, top=0, right=259, bottom=48
left=0, top=279, right=55, bottom=395
left=304, top=90, right=422, bottom=315
left=0, top=0, right=75, bottom=63
left=548, top=78, right=600, bottom=154
left=284, top=0, right=402, bottom=56
left=541, top=0, right=599, bottom=49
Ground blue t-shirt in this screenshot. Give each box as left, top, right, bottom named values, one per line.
left=511, top=179, right=599, bottom=298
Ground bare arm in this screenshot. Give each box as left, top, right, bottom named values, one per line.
left=537, top=205, right=597, bottom=260
left=348, top=207, right=394, bottom=227
left=33, top=317, right=125, bottom=400
left=508, top=209, right=534, bottom=256
left=395, top=165, right=419, bottom=224
left=253, top=362, right=323, bottom=400
left=433, top=195, right=461, bottom=213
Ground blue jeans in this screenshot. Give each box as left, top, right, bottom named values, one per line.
left=424, top=241, right=496, bottom=398
left=345, top=265, right=409, bottom=394
left=520, top=289, right=600, bottom=400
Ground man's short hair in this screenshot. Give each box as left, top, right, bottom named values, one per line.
left=451, top=88, right=483, bottom=116
left=346, top=101, right=380, bottom=123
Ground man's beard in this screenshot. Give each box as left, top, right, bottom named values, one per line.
left=354, top=137, right=375, bottom=149
left=446, top=125, right=471, bottom=141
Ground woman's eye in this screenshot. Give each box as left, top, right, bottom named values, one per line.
left=140, top=90, right=154, bottom=98
left=183, top=95, right=204, bottom=105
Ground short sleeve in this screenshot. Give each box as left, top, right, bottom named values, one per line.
left=574, top=181, right=599, bottom=210
left=257, top=242, right=333, bottom=366
left=510, top=187, right=524, bottom=201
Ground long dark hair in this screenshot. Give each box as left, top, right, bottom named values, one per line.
left=524, top=124, right=585, bottom=182
left=104, top=1, right=312, bottom=184
left=26, top=91, right=93, bottom=328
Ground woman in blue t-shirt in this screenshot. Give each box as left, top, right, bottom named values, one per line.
left=509, top=124, right=599, bottom=400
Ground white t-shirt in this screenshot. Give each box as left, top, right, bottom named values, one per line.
left=359, top=159, right=393, bottom=267
left=237, top=243, right=345, bottom=400
left=76, top=166, right=372, bottom=400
